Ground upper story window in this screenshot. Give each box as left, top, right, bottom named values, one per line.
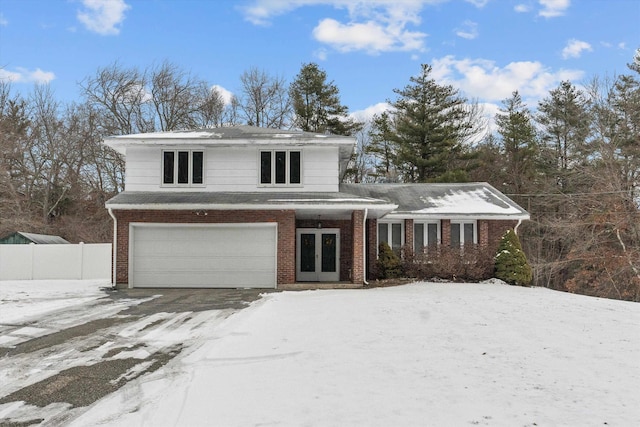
left=378, top=221, right=403, bottom=253
left=163, top=150, right=204, bottom=186
left=260, top=150, right=301, bottom=186
left=414, top=221, right=440, bottom=252
left=450, top=220, right=477, bottom=246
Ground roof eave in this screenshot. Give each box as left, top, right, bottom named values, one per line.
left=383, top=212, right=530, bottom=221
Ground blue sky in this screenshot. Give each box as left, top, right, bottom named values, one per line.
left=1, top=0, right=638, bottom=123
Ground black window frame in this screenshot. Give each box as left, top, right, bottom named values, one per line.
left=162, top=149, right=205, bottom=186
left=259, top=149, right=302, bottom=186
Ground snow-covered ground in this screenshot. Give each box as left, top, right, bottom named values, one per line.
left=70, top=280, right=638, bottom=426
left=1, top=280, right=639, bottom=426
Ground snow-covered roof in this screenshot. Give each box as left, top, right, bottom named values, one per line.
left=104, top=125, right=354, bottom=152
left=340, top=183, right=529, bottom=220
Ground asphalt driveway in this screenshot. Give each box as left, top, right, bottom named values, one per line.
left=0, top=286, right=270, bottom=426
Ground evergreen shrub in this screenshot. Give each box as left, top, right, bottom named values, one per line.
left=376, top=242, right=403, bottom=279
left=495, top=229, right=533, bottom=286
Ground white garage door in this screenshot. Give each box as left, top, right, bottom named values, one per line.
left=130, top=223, right=277, bottom=288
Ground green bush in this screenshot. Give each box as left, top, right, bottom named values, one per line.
left=495, top=229, right=532, bottom=286
left=376, top=241, right=403, bottom=279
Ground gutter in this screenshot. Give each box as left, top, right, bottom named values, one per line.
left=363, top=208, right=369, bottom=286
left=107, top=208, right=117, bottom=290
left=514, top=218, right=523, bottom=235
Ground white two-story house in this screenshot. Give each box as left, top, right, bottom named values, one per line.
left=104, top=125, right=529, bottom=289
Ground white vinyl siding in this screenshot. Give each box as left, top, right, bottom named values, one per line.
left=123, top=146, right=340, bottom=192
left=129, top=223, right=277, bottom=288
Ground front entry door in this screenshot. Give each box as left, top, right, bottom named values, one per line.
left=296, top=228, right=340, bottom=282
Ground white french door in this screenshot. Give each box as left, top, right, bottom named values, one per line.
left=296, top=228, right=340, bottom=282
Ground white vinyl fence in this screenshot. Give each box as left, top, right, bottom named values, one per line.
left=0, top=243, right=111, bottom=280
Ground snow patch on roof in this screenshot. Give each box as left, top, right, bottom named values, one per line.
left=417, top=188, right=521, bottom=214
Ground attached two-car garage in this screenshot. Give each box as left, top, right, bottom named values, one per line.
left=129, top=223, right=277, bottom=288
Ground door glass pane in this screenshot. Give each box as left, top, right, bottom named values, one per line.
left=275, top=151, right=286, bottom=184
left=260, top=152, right=271, bottom=184
left=378, top=223, right=388, bottom=245
left=451, top=223, right=461, bottom=246
left=321, top=233, right=337, bottom=273
left=192, top=151, right=203, bottom=184
left=289, top=151, right=301, bottom=184
left=163, top=151, right=174, bottom=184
left=177, top=151, right=189, bottom=184
left=464, top=223, right=474, bottom=244
left=414, top=223, right=424, bottom=253
left=301, top=233, right=315, bottom=272
left=391, top=223, right=401, bottom=251
left=427, top=223, right=438, bottom=247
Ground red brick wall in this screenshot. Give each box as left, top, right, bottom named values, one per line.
left=366, top=218, right=378, bottom=280
left=351, top=210, right=364, bottom=284
left=441, top=219, right=451, bottom=247
left=113, top=209, right=296, bottom=286
left=404, top=219, right=414, bottom=253
left=485, top=219, right=519, bottom=252
left=364, top=218, right=522, bottom=279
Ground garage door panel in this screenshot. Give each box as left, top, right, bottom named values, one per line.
left=134, top=271, right=275, bottom=288
left=131, top=224, right=277, bottom=288
left=134, top=255, right=275, bottom=272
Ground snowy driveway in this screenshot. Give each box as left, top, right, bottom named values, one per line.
left=0, top=281, right=265, bottom=425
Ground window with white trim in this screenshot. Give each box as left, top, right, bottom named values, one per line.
left=378, top=221, right=403, bottom=253
left=414, top=221, right=440, bottom=253
left=162, top=150, right=204, bottom=186
left=259, top=150, right=301, bottom=186
left=450, top=220, right=477, bottom=246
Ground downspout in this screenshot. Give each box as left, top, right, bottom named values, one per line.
left=514, top=219, right=523, bottom=235
left=363, top=208, right=369, bottom=286
left=107, top=208, right=117, bottom=290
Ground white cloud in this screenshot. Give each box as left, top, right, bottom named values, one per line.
left=514, top=4, right=530, bottom=13
left=0, top=67, right=56, bottom=84
left=313, top=48, right=329, bottom=61
left=538, top=0, right=570, bottom=18
left=455, top=20, right=478, bottom=40
left=464, top=0, right=489, bottom=7
left=561, top=39, right=592, bottom=59
left=350, top=102, right=392, bottom=122
left=241, top=0, right=437, bottom=54
left=0, top=13, right=8, bottom=26
left=313, top=18, right=425, bottom=53
left=212, top=85, right=234, bottom=105
left=77, top=0, right=130, bottom=35
left=430, top=55, right=583, bottom=102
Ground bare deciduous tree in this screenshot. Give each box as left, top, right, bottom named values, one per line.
left=238, top=67, right=291, bottom=128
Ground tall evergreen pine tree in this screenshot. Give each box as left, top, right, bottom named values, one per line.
left=388, top=64, right=477, bottom=182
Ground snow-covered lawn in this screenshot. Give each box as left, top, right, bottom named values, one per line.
left=62, top=280, right=639, bottom=426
